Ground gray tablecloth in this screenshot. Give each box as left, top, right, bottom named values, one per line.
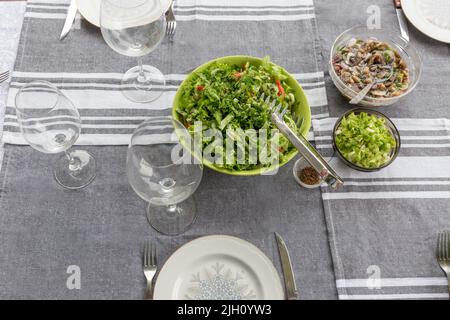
left=1, top=0, right=449, bottom=300
left=0, top=145, right=336, bottom=299
left=0, top=0, right=337, bottom=299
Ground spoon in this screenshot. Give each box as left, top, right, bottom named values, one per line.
left=349, top=65, right=393, bottom=104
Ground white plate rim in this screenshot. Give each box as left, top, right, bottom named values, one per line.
left=75, top=0, right=173, bottom=28
left=402, top=0, right=450, bottom=43
left=153, top=235, right=285, bottom=300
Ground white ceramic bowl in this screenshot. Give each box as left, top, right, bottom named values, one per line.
left=293, top=157, right=323, bottom=189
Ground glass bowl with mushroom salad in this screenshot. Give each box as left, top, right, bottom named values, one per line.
left=332, top=108, right=401, bottom=172
left=329, top=26, right=422, bottom=107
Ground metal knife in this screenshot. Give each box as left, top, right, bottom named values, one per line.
left=60, top=0, right=78, bottom=40
left=393, top=0, right=409, bottom=42
left=275, top=232, right=298, bottom=300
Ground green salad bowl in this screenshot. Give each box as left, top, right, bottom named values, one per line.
left=172, top=55, right=312, bottom=176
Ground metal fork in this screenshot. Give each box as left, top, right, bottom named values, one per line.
left=262, top=93, right=343, bottom=189
left=165, top=1, right=176, bottom=37
left=437, top=231, right=450, bottom=296
left=0, top=70, right=9, bottom=83
left=143, top=240, right=157, bottom=300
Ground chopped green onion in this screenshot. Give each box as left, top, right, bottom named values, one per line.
left=335, top=112, right=396, bottom=169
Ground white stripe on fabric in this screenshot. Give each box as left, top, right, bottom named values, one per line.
left=337, top=277, right=448, bottom=288
left=27, top=5, right=69, bottom=10
left=27, top=0, right=315, bottom=6
left=4, top=115, right=156, bottom=122
left=323, top=191, right=450, bottom=200
left=7, top=88, right=176, bottom=111
left=315, top=135, right=450, bottom=141
left=313, top=118, right=450, bottom=132
left=328, top=157, right=450, bottom=179
left=12, top=71, right=324, bottom=83
left=5, top=94, right=324, bottom=111
left=291, top=72, right=324, bottom=80
left=4, top=120, right=319, bottom=134
left=399, top=143, right=450, bottom=148
left=27, top=5, right=314, bottom=13
left=10, top=81, right=177, bottom=91
left=316, top=143, right=450, bottom=149
left=303, top=87, right=327, bottom=107
left=12, top=71, right=187, bottom=81
left=9, top=81, right=324, bottom=91
left=24, top=11, right=316, bottom=21
left=298, top=81, right=325, bottom=88
left=2, top=131, right=316, bottom=146
left=3, top=132, right=130, bottom=146
left=177, top=0, right=314, bottom=6
left=342, top=180, right=450, bottom=186
left=3, top=122, right=171, bottom=130
left=175, top=7, right=314, bottom=12
left=176, top=14, right=316, bottom=22
left=386, top=136, right=450, bottom=141
left=339, top=293, right=449, bottom=300
left=311, top=113, right=330, bottom=119
left=6, top=85, right=327, bottom=112
left=24, top=12, right=81, bottom=19
left=28, top=0, right=70, bottom=3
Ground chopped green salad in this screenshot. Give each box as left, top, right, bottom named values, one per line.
left=334, top=112, right=396, bottom=169
left=176, top=57, right=302, bottom=171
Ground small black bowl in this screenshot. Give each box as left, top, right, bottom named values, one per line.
left=332, top=108, right=401, bottom=172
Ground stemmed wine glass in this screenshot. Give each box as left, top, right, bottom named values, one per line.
left=126, top=117, right=203, bottom=235
left=15, top=81, right=96, bottom=189
left=100, top=0, right=166, bottom=103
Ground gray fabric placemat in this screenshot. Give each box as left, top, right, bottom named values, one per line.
left=314, top=0, right=450, bottom=299
left=0, top=145, right=336, bottom=299
left=0, top=0, right=338, bottom=299
left=3, top=0, right=329, bottom=145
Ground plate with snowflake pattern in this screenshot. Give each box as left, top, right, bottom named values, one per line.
left=153, top=235, right=285, bottom=300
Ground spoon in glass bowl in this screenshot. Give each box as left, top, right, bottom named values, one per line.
left=349, top=65, right=393, bottom=104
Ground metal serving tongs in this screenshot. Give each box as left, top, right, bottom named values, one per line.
left=261, top=93, right=344, bottom=189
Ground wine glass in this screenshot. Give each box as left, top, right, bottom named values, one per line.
left=15, top=81, right=96, bottom=189
left=100, top=0, right=166, bottom=103
left=126, top=117, right=203, bottom=235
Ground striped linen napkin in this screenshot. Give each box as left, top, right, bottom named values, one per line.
left=313, top=117, right=450, bottom=299
left=310, top=0, right=450, bottom=300
left=3, top=0, right=328, bottom=145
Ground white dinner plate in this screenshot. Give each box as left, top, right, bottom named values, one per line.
left=402, top=0, right=450, bottom=43
left=153, top=235, right=285, bottom=300
left=76, top=0, right=172, bottom=28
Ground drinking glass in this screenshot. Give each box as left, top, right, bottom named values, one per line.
left=126, top=117, right=203, bottom=235
left=15, top=81, right=96, bottom=189
left=100, top=0, right=166, bottom=103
